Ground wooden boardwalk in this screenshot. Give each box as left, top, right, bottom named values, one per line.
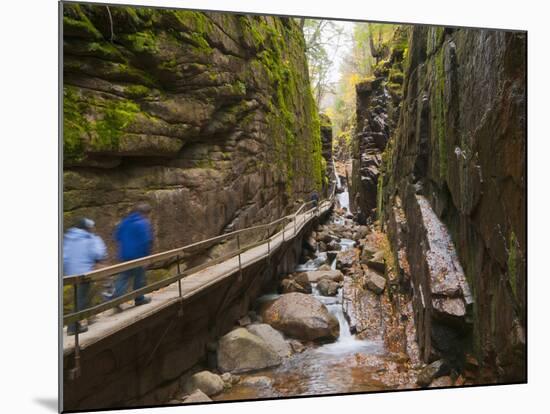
left=63, top=201, right=332, bottom=353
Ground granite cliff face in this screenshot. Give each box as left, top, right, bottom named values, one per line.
left=63, top=4, right=325, bottom=260
left=376, top=27, right=526, bottom=381
left=350, top=27, right=407, bottom=224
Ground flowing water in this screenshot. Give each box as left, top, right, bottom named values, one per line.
left=214, top=185, right=415, bottom=401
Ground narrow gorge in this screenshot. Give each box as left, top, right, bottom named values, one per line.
left=62, top=4, right=526, bottom=409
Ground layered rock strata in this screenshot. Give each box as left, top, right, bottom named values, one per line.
left=63, top=4, right=325, bottom=261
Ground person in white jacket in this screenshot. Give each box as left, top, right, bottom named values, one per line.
left=63, top=218, right=107, bottom=335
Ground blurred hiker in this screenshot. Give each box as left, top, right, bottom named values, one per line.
left=112, top=202, right=153, bottom=310
left=311, top=190, right=319, bottom=207
left=63, top=218, right=107, bottom=335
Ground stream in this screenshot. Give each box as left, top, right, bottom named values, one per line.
left=214, top=181, right=417, bottom=401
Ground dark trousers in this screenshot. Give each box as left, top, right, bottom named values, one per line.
left=67, top=281, right=91, bottom=334
left=113, top=267, right=147, bottom=304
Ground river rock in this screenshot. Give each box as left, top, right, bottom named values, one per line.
left=318, top=241, right=328, bottom=252
left=429, top=376, right=454, bottom=388
left=317, top=278, right=340, bottom=296
left=337, top=250, right=356, bottom=271
left=238, top=315, right=252, bottom=327
left=318, top=231, right=337, bottom=244
left=327, top=251, right=338, bottom=263
left=416, top=360, right=450, bottom=387
left=303, top=270, right=344, bottom=283
left=364, top=271, right=386, bottom=294
left=318, top=264, right=332, bottom=271
left=304, top=236, right=317, bottom=252
left=185, top=371, right=224, bottom=396
left=241, top=376, right=273, bottom=387
left=281, top=278, right=309, bottom=294
left=183, top=389, right=212, bottom=403
left=261, top=293, right=340, bottom=341
left=288, top=339, right=306, bottom=353
left=360, top=244, right=377, bottom=264
left=327, top=240, right=342, bottom=251
left=291, top=272, right=313, bottom=293
left=366, top=250, right=386, bottom=273
left=247, top=323, right=292, bottom=357
left=217, top=328, right=282, bottom=373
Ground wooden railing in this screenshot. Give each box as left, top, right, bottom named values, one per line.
left=63, top=189, right=335, bottom=327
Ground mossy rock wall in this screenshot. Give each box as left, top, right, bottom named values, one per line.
left=379, top=26, right=526, bottom=381
left=63, top=3, right=324, bottom=260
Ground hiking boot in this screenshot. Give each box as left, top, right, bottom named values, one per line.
left=135, top=296, right=152, bottom=306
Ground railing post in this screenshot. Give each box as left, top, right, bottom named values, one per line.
left=176, top=255, right=184, bottom=317
left=237, top=234, right=243, bottom=282
left=70, top=282, right=81, bottom=380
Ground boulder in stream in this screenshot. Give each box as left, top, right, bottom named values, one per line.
left=317, top=278, right=340, bottom=296
left=303, top=270, right=344, bottom=283
left=247, top=323, right=292, bottom=357
left=281, top=278, right=309, bottom=294
left=185, top=371, right=224, bottom=396
left=327, top=240, right=342, bottom=251
left=288, top=339, right=306, bottom=353
left=327, top=251, right=338, bottom=264
left=217, top=328, right=282, bottom=373
left=292, top=272, right=313, bottom=292
left=183, top=389, right=212, bottom=403
left=261, top=293, right=340, bottom=341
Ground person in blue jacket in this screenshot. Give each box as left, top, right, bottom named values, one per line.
left=63, top=218, right=107, bottom=335
left=112, top=202, right=153, bottom=309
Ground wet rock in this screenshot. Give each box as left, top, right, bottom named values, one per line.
left=303, top=270, right=344, bottom=283
left=238, top=315, right=252, bottom=327
left=318, top=241, right=328, bottom=252
left=217, top=328, right=281, bottom=373
left=366, top=250, right=386, bottom=273
left=416, top=360, right=451, bottom=387
left=261, top=293, right=339, bottom=341
left=291, top=272, right=313, bottom=293
left=248, top=310, right=261, bottom=323
left=220, top=372, right=232, bottom=384
left=327, top=251, right=338, bottom=263
left=288, top=339, right=306, bottom=353
left=247, top=323, right=292, bottom=358
left=337, top=250, right=356, bottom=271
left=318, top=231, right=337, bottom=244
left=364, top=270, right=386, bottom=294
left=429, top=376, right=454, bottom=388
left=241, top=376, right=273, bottom=387
left=318, top=264, right=332, bottom=271
left=183, top=389, right=212, bottom=403
left=317, top=278, right=340, bottom=296
left=304, top=236, right=317, bottom=252
left=185, top=371, right=224, bottom=396
left=281, top=278, right=309, bottom=294
left=327, top=240, right=342, bottom=251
